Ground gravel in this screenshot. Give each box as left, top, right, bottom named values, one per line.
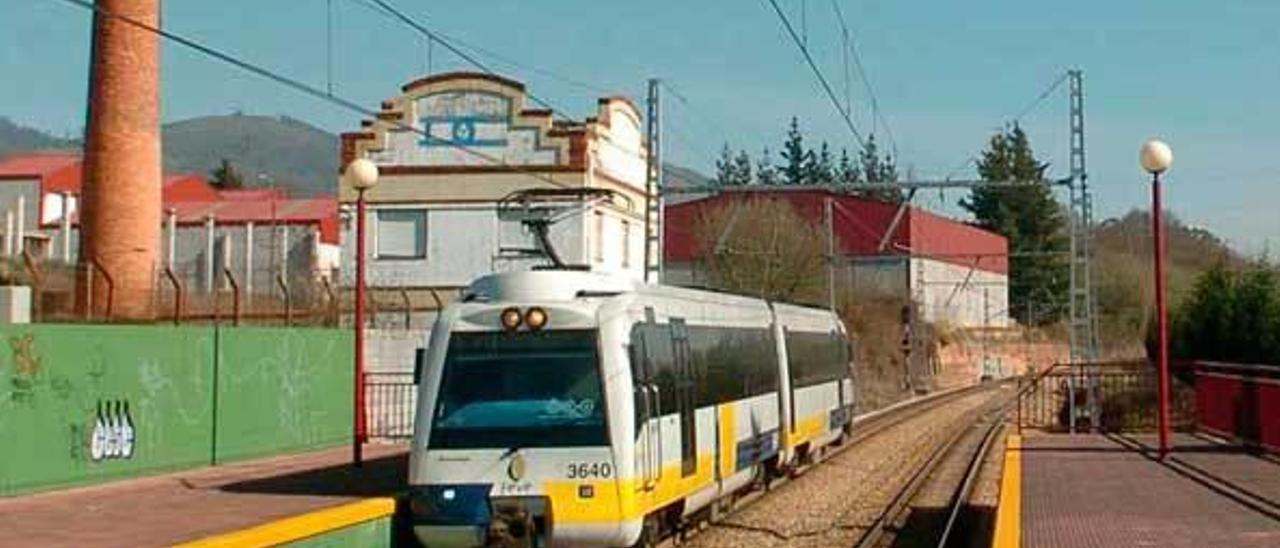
left=683, top=386, right=1008, bottom=548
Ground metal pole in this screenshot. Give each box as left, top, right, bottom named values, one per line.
left=15, top=195, right=25, bottom=254
left=245, top=221, right=254, bottom=306
left=825, top=196, right=835, bottom=311
left=354, top=189, right=368, bottom=467
left=61, top=192, right=73, bottom=262
left=205, top=215, right=216, bottom=295
left=1153, top=172, right=1171, bottom=457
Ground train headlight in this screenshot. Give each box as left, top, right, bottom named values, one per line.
left=500, top=307, right=522, bottom=331
left=524, top=307, right=548, bottom=331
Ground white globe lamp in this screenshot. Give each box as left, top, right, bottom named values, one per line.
left=1139, top=140, right=1173, bottom=175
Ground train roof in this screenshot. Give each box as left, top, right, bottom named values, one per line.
left=463, top=271, right=840, bottom=321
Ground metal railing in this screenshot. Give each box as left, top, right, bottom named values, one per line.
left=364, top=372, right=417, bottom=440
left=1017, top=360, right=1196, bottom=433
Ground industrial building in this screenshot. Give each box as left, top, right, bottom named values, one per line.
left=0, top=151, right=338, bottom=307
left=664, top=189, right=1010, bottom=329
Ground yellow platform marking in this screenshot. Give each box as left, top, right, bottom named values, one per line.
left=992, top=434, right=1021, bottom=548
left=174, top=498, right=396, bottom=548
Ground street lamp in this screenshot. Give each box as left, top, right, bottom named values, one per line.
left=1140, top=139, right=1173, bottom=458
left=345, top=158, right=379, bottom=467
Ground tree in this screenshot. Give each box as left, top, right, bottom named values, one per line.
left=693, top=197, right=826, bottom=303
left=732, top=150, right=753, bottom=187
left=837, top=148, right=859, bottom=186
left=780, top=117, right=810, bottom=186
left=756, top=147, right=779, bottom=186
left=805, top=141, right=835, bottom=185
left=961, top=125, right=1067, bottom=326
left=854, top=134, right=903, bottom=202
left=209, top=158, right=245, bottom=189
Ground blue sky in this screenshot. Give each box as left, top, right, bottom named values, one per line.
left=3, top=0, right=1278, bottom=253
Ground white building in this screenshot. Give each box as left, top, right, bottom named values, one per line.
left=338, top=72, right=649, bottom=328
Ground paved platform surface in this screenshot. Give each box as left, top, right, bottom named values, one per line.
left=1019, top=433, right=1280, bottom=548
left=0, top=444, right=408, bottom=547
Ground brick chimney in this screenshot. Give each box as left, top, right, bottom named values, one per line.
left=79, top=0, right=162, bottom=320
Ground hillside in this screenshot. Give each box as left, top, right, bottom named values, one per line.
left=0, top=117, right=77, bottom=158
left=1093, top=209, right=1243, bottom=355
left=2, top=114, right=714, bottom=200
left=161, top=114, right=338, bottom=196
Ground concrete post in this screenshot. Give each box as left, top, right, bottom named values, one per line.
left=165, top=209, right=176, bottom=270
left=244, top=221, right=254, bottom=303
left=15, top=195, right=25, bottom=255
left=60, top=192, right=72, bottom=262
left=79, top=0, right=162, bottom=320
left=280, top=225, right=290, bottom=281
left=3, top=210, right=11, bottom=257
left=205, top=215, right=215, bottom=295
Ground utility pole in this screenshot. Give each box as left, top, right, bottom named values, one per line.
left=1066, top=69, right=1100, bottom=431
left=643, top=78, right=663, bottom=284
left=825, top=195, right=836, bottom=311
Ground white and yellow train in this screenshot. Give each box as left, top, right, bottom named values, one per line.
left=408, top=270, right=854, bottom=547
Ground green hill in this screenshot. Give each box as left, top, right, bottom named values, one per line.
left=160, top=114, right=338, bottom=196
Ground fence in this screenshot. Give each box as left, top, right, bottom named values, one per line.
left=364, top=372, right=417, bottom=440
left=1017, top=360, right=1197, bottom=433
left=1195, top=361, right=1280, bottom=452
left=0, top=324, right=353, bottom=496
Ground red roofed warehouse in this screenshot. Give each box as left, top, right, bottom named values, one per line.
left=664, top=189, right=1009, bottom=329
left=0, top=151, right=338, bottom=299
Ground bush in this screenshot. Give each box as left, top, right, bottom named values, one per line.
left=1157, top=262, right=1280, bottom=365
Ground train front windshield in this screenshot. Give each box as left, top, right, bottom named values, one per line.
left=429, top=329, right=607, bottom=449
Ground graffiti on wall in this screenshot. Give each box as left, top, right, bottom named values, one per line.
left=89, top=399, right=136, bottom=461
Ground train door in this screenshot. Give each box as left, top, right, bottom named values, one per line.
left=632, top=322, right=661, bottom=491
left=670, top=318, right=697, bottom=477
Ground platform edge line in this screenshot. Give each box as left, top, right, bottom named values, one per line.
left=991, top=434, right=1021, bottom=548
left=172, top=497, right=397, bottom=547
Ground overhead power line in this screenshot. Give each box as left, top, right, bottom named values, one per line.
left=53, top=0, right=578, bottom=190
left=762, top=0, right=867, bottom=150
left=356, top=0, right=582, bottom=120
left=348, top=0, right=616, bottom=98
left=827, top=0, right=898, bottom=158
left=1010, top=71, right=1069, bottom=127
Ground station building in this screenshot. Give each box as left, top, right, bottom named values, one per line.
left=337, top=72, right=648, bottom=328
left=664, top=189, right=1010, bottom=329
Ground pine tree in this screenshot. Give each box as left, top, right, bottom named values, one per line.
left=714, top=144, right=735, bottom=187
left=781, top=117, right=807, bottom=186
left=209, top=158, right=244, bottom=189
left=837, top=149, right=859, bottom=186
left=805, top=142, right=835, bottom=185
left=756, top=147, right=778, bottom=186
left=731, top=150, right=753, bottom=187
left=853, top=135, right=902, bottom=201
left=961, top=125, right=1067, bottom=326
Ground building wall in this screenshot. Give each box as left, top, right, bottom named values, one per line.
left=911, top=257, right=1009, bottom=328
left=338, top=73, right=648, bottom=294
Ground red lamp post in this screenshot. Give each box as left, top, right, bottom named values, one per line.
left=1140, top=139, right=1174, bottom=458
left=345, top=158, right=379, bottom=467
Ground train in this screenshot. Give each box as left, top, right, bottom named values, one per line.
left=408, top=270, right=855, bottom=547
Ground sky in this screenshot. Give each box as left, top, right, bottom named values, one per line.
left=3, top=0, right=1278, bottom=254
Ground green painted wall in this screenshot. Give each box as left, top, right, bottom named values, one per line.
left=283, top=517, right=393, bottom=548
left=215, top=328, right=353, bottom=462
left=0, top=325, right=352, bottom=496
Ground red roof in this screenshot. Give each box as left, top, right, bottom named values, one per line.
left=0, top=152, right=82, bottom=193
left=664, top=189, right=1008, bottom=275
left=165, top=198, right=339, bottom=244
left=7, top=152, right=339, bottom=244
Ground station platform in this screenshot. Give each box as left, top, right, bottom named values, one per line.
left=995, top=432, right=1280, bottom=548
left=0, top=444, right=408, bottom=547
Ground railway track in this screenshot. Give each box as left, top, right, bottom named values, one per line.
left=676, top=381, right=1013, bottom=548
left=851, top=390, right=1013, bottom=548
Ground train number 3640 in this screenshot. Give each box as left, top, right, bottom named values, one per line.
left=566, top=462, right=613, bottom=479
